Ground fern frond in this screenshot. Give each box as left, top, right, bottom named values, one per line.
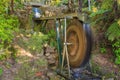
left=106, top=22, right=120, bottom=41
left=90, top=9, right=110, bottom=17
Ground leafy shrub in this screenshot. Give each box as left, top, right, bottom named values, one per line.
left=0, top=15, right=19, bottom=48
left=100, top=47, right=106, bottom=54
left=25, top=32, right=48, bottom=53
left=47, top=29, right=57, bottom=47
left=101, top=0, right=113, bottom=10
left=106, top=21, right=120, bottom=41
left=106, top=20, right=120, bottom=64
left=112, top=41, right=120, bottom=64
left=90, top=0, right=120, bottom=64
left=0, top=0, right=19, bottom=60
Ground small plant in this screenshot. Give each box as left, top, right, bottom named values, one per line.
left=14, top=62, right=35, bottom=80
left=50, top=0, right=62, bottom=6
left=14, top=58, right=47, bottom=80
left=25, top=32, right=48, bottom=53
left=106, top=20, right=120, bottom=64
left=100, top=47, right=106, bottom=54
left=112, top=41, right=120, bottom=64
left=0, top=67, right=3, bottom=76
left=91, top=62, right=101, bottom=74
left=106, top=21, right=120, bottom=41
left=47, top=29, right=57, bottom=47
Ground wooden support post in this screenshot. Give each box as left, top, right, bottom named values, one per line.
left=61, top=17, right=71, bottom=78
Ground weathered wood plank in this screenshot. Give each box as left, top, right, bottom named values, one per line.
left=34, top=12, right=78, bottom=20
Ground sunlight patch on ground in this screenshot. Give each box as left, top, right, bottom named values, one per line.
left=14, top=45, right=34, bottom=58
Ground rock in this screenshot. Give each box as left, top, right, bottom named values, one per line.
left=46, top=47, right=55, bottom=53
left=48, top=59, right=56, bottom=64
left=43, top=43, right=48, bottom=47
left=47, top=71, right=55, bottom=77
left=45, top=53, right=50, bottom=57
left=46, top=55, right=53, bottom=60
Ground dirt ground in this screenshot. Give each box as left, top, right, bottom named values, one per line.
left=0, top=35, right=120, bottom=80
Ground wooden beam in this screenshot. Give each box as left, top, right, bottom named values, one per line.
left=34, top=13, right=78, bottom=20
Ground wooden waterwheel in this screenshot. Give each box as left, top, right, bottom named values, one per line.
left=66, top=19, right=92, bottom=68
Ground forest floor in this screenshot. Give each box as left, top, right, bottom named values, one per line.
left=0, top=33, right=120, bottom=80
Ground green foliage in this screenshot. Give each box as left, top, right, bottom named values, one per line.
left=90, top=0, right=113, bottom=20
left=0, top=54, right=6, bottom=60
left=18, top=29, right=57, bottom=54
left=0, top=67, right=3, bottom=76
left=100, top=43, right=107, bottom=54
left=100, top=47, right=106, bottom=54
left=112, top=41, right=120, bottom=64
left=90, top=9, right=109, bottom=17
left=14, top=0, right=24, bottom=9
left=90, top=0, right=120, bottom=64
left=0, top=15, right=19, bottom=48
left=15, top=62, right=35, bottom=80
left=90, top=9, right=109, bottom=25
left=0, top=0, right=10, bottom=14
left=118, top=0, right=120, bottom=9
left=47, top=30, right=57, bottom=47
left=101, top=0, right=113, bottom=10
left=51, top=0, right=62, bottom=6
left=0, top=15, right=19, bottom=60
left=106, top=22, right=120, bottom=41
left=61, top=0, right=68, bottom=4
left=25, top=30, right=57, bottom=53
left=0, top=0, right=19, bottom=60
left=106, top=21, right=120, bottom=64
left=25, top=32, right=48, bottom=53
left=15, top=58, right=47, bottom=80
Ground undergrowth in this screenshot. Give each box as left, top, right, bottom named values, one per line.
left=90, top=0, right=120, bottom=64
left=0, top=0, right=19, bottom=60
left=14, top=58, right=47, bottom=80
left=17, top=29, right=57, bottom=55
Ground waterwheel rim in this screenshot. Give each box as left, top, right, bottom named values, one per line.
left=67, top=19, right=87, bottom=68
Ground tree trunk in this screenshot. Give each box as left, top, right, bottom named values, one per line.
left=113, top=0, right=119, bottom=19
left=78, top=0, right=82, bottom=12
left=68, top=0, right=74, bottom=12
left=10, top=0, right=14, bottom=14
